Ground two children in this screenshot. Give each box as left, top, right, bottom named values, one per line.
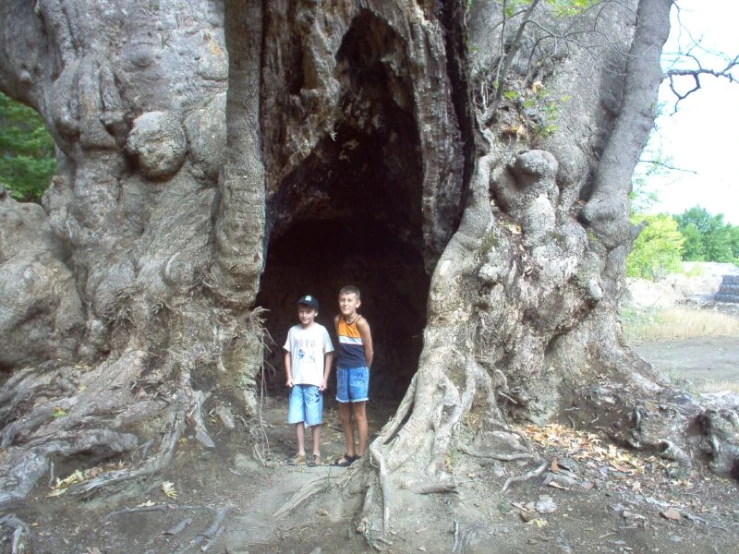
left=283, top=287, right=373, bottom=467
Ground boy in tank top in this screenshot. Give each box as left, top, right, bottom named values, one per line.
left=332, top=286, right=373, bottom=467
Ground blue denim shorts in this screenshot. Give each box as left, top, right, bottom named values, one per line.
left=336, top=367, right=369, bottom=403
left=288, top=385, right=323, bottom=426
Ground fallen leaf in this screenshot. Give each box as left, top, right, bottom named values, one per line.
left=610, top=462, right=633, bottom=473
left=137, top=500, right=156, bottom=507
left=551, top=458, right=559, bottom=472
left=547, top=481, right=568, bottom=490
left=530, top=518, right=548, bottom=528
left=161, top=481, right=178, bottom=498
left=317, top=508, right=328, bottom=516
left=661, top=508, right=682, bottom=521
left=47, top=488, right=68, bottom=498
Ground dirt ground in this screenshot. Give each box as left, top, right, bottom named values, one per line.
left=5, top=264, right=739, bottom=554
left=7, top=375, right=739, bottom=554
left=633, top=336, right=739, bottom=388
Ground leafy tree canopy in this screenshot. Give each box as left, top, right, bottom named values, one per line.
left=627, top=213, right=684, bottom=280
left=0, top=92, right=56, bottom=202
left=675, top=206, right=736, bottom=263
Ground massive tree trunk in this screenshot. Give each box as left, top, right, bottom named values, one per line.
left=1, top=0, right=736, bottom=533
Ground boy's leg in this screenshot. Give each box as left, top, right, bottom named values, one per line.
left=336, top=368, right=355, bottom=461
left=338, top=402, right=355, bottom=458
left=295, top=422, right=306, bottom=455
left=352, top=401, right=368, bottom=457
left=288, top=385, right=307, bottom=460
left=311, top=424, right=321, bottom=456
left=348, top=367, right=370, bottom=458
left=303, top=386, right=324, bottom=458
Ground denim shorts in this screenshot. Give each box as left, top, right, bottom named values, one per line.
left=336, top=366, right=369, bottom=403
left=287, top=385, right=323, bottom=426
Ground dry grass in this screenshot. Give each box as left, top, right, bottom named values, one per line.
left=623, top=307, right=739, bottom=342
left=692, top=380, right=739, bottom=394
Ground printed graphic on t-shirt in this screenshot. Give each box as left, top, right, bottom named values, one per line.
left=295, top=338, right=317, bottom=364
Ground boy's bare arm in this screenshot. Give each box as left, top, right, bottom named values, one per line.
left=358, top=318, right=373, bottom=368
left=320, top=351, right=334, bottom=391
left=284, top=350, right=293, bottom=387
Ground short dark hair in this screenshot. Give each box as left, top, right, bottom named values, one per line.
left=339, top=285, right=361, bottom=299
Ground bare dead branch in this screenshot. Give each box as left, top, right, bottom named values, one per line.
left=638, top=159, right=697, bottom=173
left=666, top=55, right=739, bottom=110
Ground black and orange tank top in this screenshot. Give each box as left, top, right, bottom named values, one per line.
left=337, top=315, right=367, bottom=369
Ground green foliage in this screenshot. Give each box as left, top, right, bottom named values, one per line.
left=544, top=0, right=600, bottom=18
left=496, top=0, right=599, bottom=19
left=675, top=206, right=736, bottom=263
left=729, top=225, right=739, bottom=260
left=679, top=223, right=705, bottom=261
left=532, top=89, right=569, bottom=137
left=627, top=214, right=684, bottom=280
left=0, top=92, right=56, bottom=202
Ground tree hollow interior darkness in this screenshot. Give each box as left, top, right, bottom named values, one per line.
left=256, top=11, right=430, bottom=404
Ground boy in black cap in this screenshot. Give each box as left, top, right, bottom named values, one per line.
left=283, top=295, right=334, bottom=466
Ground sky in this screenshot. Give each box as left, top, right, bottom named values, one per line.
left=644, top=0, right=739, bottom=225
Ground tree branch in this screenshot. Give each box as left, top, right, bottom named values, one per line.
left=666, top=54, right=739, bottom=110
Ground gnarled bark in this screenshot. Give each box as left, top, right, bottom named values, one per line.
left=0, top=1, right=737, bottom=541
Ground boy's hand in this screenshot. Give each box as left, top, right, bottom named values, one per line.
left=319, top=378, right=327, bottom=392
left=286, top=377, right=294, bottom=388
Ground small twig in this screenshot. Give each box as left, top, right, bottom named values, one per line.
left=459, top=445, right=536, bottom=462
left=106, top=505, right=168, bottom=518
left=452, top=520, right=460, bottom=553
left=200, top=507, right=229, bottom=539
left=164, top=517, right=193, bottom=535
left=414, top=482, right=459, bottom=495
left=502, top=462, right=547, bottom=492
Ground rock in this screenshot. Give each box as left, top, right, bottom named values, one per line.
left=535, top=495, right=558, bottom=514
left=215, top=405, right=236, bottom=429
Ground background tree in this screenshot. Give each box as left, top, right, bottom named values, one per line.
left=627, top=213, right=684, bottom=280
left=0, top=91, right=56, bottom=201
left=676, top=206, right=735, bottom=262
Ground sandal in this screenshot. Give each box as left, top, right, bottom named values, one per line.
left=332, top=453, right=357, bottom=467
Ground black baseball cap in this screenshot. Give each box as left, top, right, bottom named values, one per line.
left=297, top=295, right=319, bottom=311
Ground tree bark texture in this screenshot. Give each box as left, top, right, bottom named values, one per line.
left=1, top=0, right=737, bottom=523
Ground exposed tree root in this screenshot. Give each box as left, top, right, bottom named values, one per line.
left=0, top=514, right=32, bottom=554
left=272, top=473, right=345, bottom=520
left=70, top=410, right=185, bottom=497
left=457, top=445, right=536, bottom=462
left=414, top=481, right=459, bottom=495
left=502, top=462, right=548, bottom=492
left=660, top=440, right=692, bottom=478
left=369, top=440, right=391, bottom=534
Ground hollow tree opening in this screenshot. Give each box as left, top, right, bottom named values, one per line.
left=256, top=11, right=431, bottom=403
left=257, top=217, right=428, bottom=401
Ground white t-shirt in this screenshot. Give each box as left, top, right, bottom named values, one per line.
left=283, top=323, right=334, bottom=386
